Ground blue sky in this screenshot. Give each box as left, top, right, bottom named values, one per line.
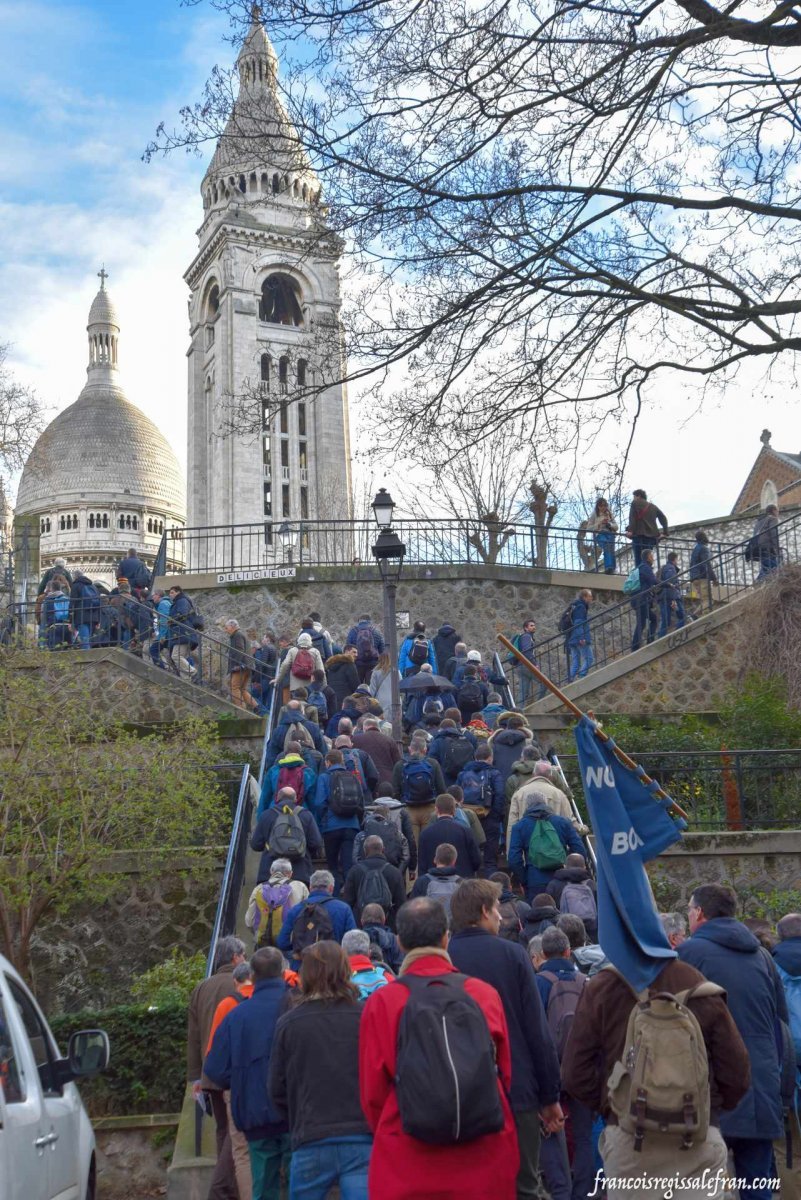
left=0, top=0, right=798, bottom=527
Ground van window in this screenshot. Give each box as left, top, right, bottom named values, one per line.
left=7, top=978, right=59, bottom=1095
left=0, top=992, right=24, bottom=1103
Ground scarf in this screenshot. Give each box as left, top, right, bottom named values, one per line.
left=399, top=946, right=453, bottom=976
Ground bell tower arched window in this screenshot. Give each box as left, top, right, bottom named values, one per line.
left=259, top=274, right=303, bottom=326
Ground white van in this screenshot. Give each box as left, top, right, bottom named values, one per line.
left=0, top=953, right=109, bottom=1200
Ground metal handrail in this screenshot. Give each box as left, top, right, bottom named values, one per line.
left=492, top=651, right=517, bottom=712
left=257, top=666, right=281, bottom=787
left=548, top=748, right=597, bottom=872
left=529, top=510, right=801, bottom=688
left=205, top=763, right=253, bottom=978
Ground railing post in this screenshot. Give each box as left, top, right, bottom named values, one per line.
left=230, top=525, right=235, bottom=572
left=153, top=531, right=167, bottom=578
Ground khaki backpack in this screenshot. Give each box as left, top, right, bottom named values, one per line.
left=606, top=967, right=725, bottom=1151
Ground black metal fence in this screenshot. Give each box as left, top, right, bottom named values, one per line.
left=513, top=510, right=801, bottom=695
left=154, top=517, right=718, bottom=577
left=205, top=764, right=255, bottom=977
left=558, top=748, right=801, bottom=832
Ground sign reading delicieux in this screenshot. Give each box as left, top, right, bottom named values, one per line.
left=216, top=567, right=298, bottom=583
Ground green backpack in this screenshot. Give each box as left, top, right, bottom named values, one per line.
left=527, top=816, right=566, bottom=870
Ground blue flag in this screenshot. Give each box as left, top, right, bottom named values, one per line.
left=574, top=715, right=684, bottom=991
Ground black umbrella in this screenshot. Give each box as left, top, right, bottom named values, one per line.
left=398, top=673, right=455, bottom=693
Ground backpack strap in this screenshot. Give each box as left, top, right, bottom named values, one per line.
left=675, top=982, right=726, bottom=1005
left=539, top=971, right=559, bottom=985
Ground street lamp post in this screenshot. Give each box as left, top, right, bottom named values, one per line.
left=278, top=521, right=297, bottom=566
left=371, top=489, right=405, bottom=744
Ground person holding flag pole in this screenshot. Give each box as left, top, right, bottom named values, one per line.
left=497, top=636, right=751, bottom=1199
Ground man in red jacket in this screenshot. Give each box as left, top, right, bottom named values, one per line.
left=358, top=897, right=519, bottom=1199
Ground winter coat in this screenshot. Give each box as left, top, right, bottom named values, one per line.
left=410, top=864, right=463, bottom=899
left=774, top=936, right=801, bottom=977
left=432, top=624, right=460, bottom=673
left=456, top=760, right=505, bottom=819
left=562, top=957, right=750, bottom=1123
left=567, top=597, right=591, bottom=647
left=481, top=702, right=507, bottom=730
left=635, top=558, right=659, bottom=597
left=325, top=704, right=362, bottom=739
left=226, top=629, right=250, bottom=674
left=753, top=511, right=780, bottom=554
left=586, top=511, right=618, bottom=534
left=573, top=944, right=609, bottom=976
left=678, top=918, right=785, bottom=1139
left=363, top=923, right=403, bottom=972
left=264, top=712, right=326, bottom=769
left=424, top=805, right=486, bottom=847
left=187, top=963, right=240, bottom=1086
left=203, top=977, right=290, bottom=1140
left=418, top=815, right=482, bottom=878
left=488, top=728, right=531, bottom=784
left=521, top=904, right=560, bottom=942
left=341, top=854, right=407, bottom=926
left=392, top=753, right=447, bottom=802
left=690, top=542, right=717, bottom=583
left=167, top=591, right=195, bottom=645
left=506, top=778, right=575, bottom=849
left=449, top=928, right=560, bottom=1113
left=398, top=633, right=437, bottom=674
left=346, top=619, right=385, bottom=663
left=116, top=553, right=150, bottom=588
left=626, top=498, right=668, bottom=539
left=535, top=956, right=582, bottom=1010
left=276, top=891, right=356, bottom=964
left=251, top=801, right=324, bottom=885
left=425, top=728, right=478, bottom=785
left=659, top=561, right=682, bottom=600
left=305, top=625, right=332, bottom=662
left=69, top=573, right=99, bottom=629
left=508, top=801, right=587, bottom=892
left=505, top=759, right=537, bottom=804
left=353, top=728, right=401, bottom=784
left=444, top=652, right=468, bottom=681
left=368, top=664, right=399, bottom=714
left=275, top=644, right=325, bottom=692
left=259, top=753, right=318, bottom=816
left=269, top=999, right=370, bottom=1150
left=545, top=866, right=597, bottom=910
left=358, top=953, right=519, bottom=1200
left=354, top=798, right=417, bottom=872
left=324, top=654, right=360, bottom=707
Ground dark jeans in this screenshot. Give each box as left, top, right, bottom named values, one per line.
left=513, top=1108, right=547, bottom=1200
left=289, top=1137, right=371, bottom=1200
left=632, top=535, right=657, bottom=567
left=208, top=1088, right=238, bottom=1200
left=631, top=596, right=657, bottom=652
left=479, top=815, right=501, bottom=874
left=657, top=595, right=685, bottom=637
left=356, top=661, right=375, bottom=684
left=565, top=1098, right=595, bottom=1200
left=323, top=828, right=357, bottom=894
left=726, top=1136, right=775, bottom=1199
left=248, top=1133, right=291, bottom=1200
left=539, top=1128, right=571, bottom=1200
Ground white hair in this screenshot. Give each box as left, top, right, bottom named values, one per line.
left=342, top=929, right=371, bottom=956
left=310, top=869, right=335, bottom=892
left=225, top=618, right=240, bottom=631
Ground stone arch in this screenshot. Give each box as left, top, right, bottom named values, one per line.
left=259, top=273, right=304, bottom=326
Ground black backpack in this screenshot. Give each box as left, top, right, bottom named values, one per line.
left=457, top=680, right=483, bottom=713
left=401, top=760, right=436, bottom=805
left=357, top=862, right=394, bottom=913
left=558, top=603, right=575, bottom=635
left=395, top=973, right=505, bottom=1144
left=291, top=899, right=334, bottom=955
left=409, top=638, right=429, bottom=666
left=328, top=769, right=364, bottom=818
left=442, top=735, right=474, bottom=778
left=363, top=816, right=404, bottom=866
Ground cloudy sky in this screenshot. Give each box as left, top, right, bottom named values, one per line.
left=1, top=0, right=798, bottom=528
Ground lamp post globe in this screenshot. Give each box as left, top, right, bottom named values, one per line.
left=372, top=487, right=395, bottom=530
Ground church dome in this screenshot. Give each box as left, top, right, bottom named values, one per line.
left=87, top=286, right=119, bottom=328
left=15, top=382, right=184, bottom=517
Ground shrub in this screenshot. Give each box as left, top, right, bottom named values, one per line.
left=130, top=950, right=206, bottom=1008
left=50, top=1002, right=187, bottom=1117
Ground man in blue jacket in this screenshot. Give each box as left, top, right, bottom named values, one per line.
left=456, top=742, right=505, bottom=874
left=314, top=749, right=365, bottom=891
left=449, top=878, right=563, bottom=1200
left=276, top=869, right=356, bottom=968
left=398, top=620, right=437, bottom=675
left=264, top=700, right=326, bottom=769
left=346, top=613, right=386, bottom=683
left=566, top=588, right=594, bottom=682
left=204, top=947, right=290, bottom=1200
left=678, top=882, right=786, bottom=1199
left=508, top=799, right=586, bottom=899
left=258, top=745, right=318, bottom=817
left=631, top=548, right=659, bottom=652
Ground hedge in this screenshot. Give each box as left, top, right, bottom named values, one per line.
left=49, top=1001, right=187, bottom=1117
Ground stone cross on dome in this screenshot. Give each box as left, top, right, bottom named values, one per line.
left=97, top=265, right=109, bottom=289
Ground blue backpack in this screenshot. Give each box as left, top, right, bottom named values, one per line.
left=80, top=582, right=102, bottom=617
left=352, top=965, right=389, bottom=1000
left=46, top=593, right=70, bottom=625
left=402, top=759, right=435, bottom=805
left=460, top=768, right=492, bottom=810
left=306, top=687, right=327, bottom=721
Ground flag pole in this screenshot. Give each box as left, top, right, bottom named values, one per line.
left=497, top=633, right=689, bottom=821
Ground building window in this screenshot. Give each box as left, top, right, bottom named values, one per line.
left=279, top=356, right=289, bottom=391
left=102, top=514, right=109, bottom=528
left=280, top=404, right=288, bottom=435
left=260, top=354, right=270, bottom=384
left=264, top=484, right=272, bottom=517
left=281, top=440, right=289, bottom=469
left=206, top=282, right=219, bottom=318
left=119, top=515, right=125, bottom=530
left=298, top=402, right=306, bottom=437
left=262, top=404, right=271, bottom=432
left=301, top=487, right=309, bottom=519
left=259, top=275, right=303, bottom=326
left=297, top=359, right=306, bottom=387
left=60, top=516, right=65, bottom=531
left=263, top=436, right=271, bottom=473
left=88, top=514, right=95, bottom=529
left=299, top=442, right=307, bottom=470
left=282, top=485, right=290, bottom=517
left=206, top=325, right=215, bottom=349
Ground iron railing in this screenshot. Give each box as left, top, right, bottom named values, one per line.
left=557, top=748, right=801, bottom=832
left=205, top=764, right=256, bottom=977
left=9, top=598, right=269, bottom=714
left=153, top=517, right=723, bottom=577
left=520, top=510, right=801, bottom=694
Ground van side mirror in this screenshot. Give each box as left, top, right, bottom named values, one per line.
left=66, top=1029, right=110, bottom=1080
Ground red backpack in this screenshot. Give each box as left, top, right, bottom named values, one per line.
left=277, top=762, right=306, bottom=803
left=293, top=648, right=315, bottom=680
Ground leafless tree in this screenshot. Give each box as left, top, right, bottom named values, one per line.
left=153, top=0, right=801, bottom=462
left=0, top=345, right=45, bottom=485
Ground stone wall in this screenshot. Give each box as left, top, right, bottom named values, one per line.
left=163, top=563, right=625, bottom=664
left=647, top=831, right=801, bottom=915
left=30, top=852, right=225, bottom=1014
